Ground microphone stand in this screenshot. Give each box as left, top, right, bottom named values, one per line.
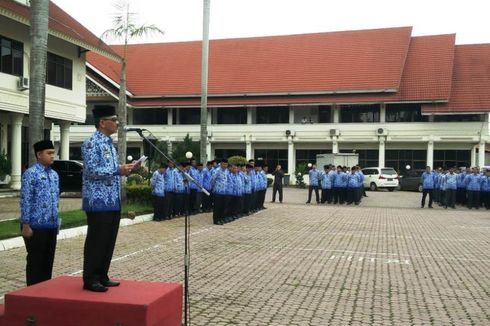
left=130, top=129, right=209, bottom=326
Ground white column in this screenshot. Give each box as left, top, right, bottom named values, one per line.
left=380, top=103, right=386, bottom=123
left=478, top=142, right=486, bottom=166
left=289, top=106, right=294, bottom=124
left=167, top=108, right=173, bottom=125
left=207, top=108, right=212, bottom=125
left=0, top=117, right=8, bottom=154
left=333, top=105, right=340, bottom=123
left=378, top=137, right=386, bottom=168
left=471, top=145, right=477, bottom=167
left=246, top=140, right=252, bottom=159
left=206, top=139, right=212, bottom=160
left=247, top=107, right=253, bottom=124
left=10, top=113, right=23, bottom=190
left=287, top=138, right=295, bottom=177
left=59, top=121, right=71, bottom=160
left=332, top=137, right=339, bottom=154
left=427, top=141, right=434, bottom=169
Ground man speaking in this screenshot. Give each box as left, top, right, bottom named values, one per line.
left=81, top=106, right=138, bottom=292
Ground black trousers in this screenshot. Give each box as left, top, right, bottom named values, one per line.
left=194, top=192, right=202, bottom=212
left=445, top=189, right=456, bottom=208
left=202, top=191, right=212, bottom=211
left=456, top=188, right=466, bottom=205
left=153, top=195, right=166, bottom=220
left=483, top=191, right=490, bottom=209
left=213, top=194, right=226, bottom=223
left=164, top=192, right=174, bottom=217
left=272, top=184, right=283, bottom=202
left=467, top=190, right=480, bottom=209
left=346, top=188, right=360, bottom=204
left=260, top=189, right=267, bottom=208
left=321, top=188, right=332, bottom=204
left=173, top=193, right=185, bottom=216
left=23, top=228, right=57, bottom=286
left=307, top=186, right=320, bottom=203
left=189, top=189, right=197, bottom=213
left=243, top=193, right=252, bottom=214
left=83, top=211, right=120, bottom=286
left=421, top=189, right=433, bottom=207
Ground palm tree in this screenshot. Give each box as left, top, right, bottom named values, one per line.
left=28, top=0, right=50, bottom=165
left=101, top=0, right=164, bottom=166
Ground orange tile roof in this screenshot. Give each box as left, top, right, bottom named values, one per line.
left=422, top=44, right=490, bottom=114
left=0, top=0, right=119, bottom=60
left=88, top=26, right=413, bottom=97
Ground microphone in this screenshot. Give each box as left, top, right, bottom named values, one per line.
left=123, top=126, right=146, bottom=133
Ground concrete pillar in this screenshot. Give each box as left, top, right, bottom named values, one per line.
left=206, top=139, right=212, bottom=160
left=246, top=140, right=252, bottom=160
left=167, top=108, right=173, bottom=125
left=471, top=145, right=477, bottom=167
left=247, top=107, right=253, bottom=124
left=380, top=103, right=386, bottom=123
left=479, top=142, right=486, bottom=166
left=332, top=137, right=339, bottom=154
left=10, top=113, right=23, bottom=190
left=289, top=106, right=294, bottom=124
left=59, top=121, right=71, bottom=160
left=378, top=137, right=385, bottom=168
left=0, top=117, right=8, bottom=154
left=427, top=141, right=434, bottom=169
left=287, top=138, right=295, bottom=176
left=333, top=106, right=340, bottom=124
left=207, top=108, right=212, bottom=125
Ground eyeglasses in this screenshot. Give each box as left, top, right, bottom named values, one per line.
left=101, top=117, right=118, bottom=122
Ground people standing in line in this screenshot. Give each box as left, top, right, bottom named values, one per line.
left=481, top=169, right=490, bottom=210
left=164, top=161, right=175, bottom=219
left=243, top=164, right=253, bottom=215
left=443, top=167, right=457, bottom=209
left=271, top=164, right=284, bottom=203
left=201, top=161, right=213, bottom=212
left=150, top=163, right=167, bottom=221
left=320, top=165, right=333, bottom=204
left=20, top=140, right=59, bottom=286
left=346, top=166, right=361, bottom=205
left=465, top=167, right=483, bottom=209
left=421, top=166, right=435, bottom=208
left=81, top=106, right=137, bottom=292
left=173, top=162, right=186, bottom=217
left=306, top=164, right=320, bottom=204
left=211, top=159, right=229, bottom=225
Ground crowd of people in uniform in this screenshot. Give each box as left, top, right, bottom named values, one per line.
left=306, top=164, right=367, bottom=206
left=421, top=166, right=490, bottom=209
left=150, top=158, right=270, bottom=225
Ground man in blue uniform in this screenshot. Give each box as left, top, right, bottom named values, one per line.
left=306, top=164, right=320, bottom=204
left=212, top=159, right=229, bottom=225
left=465, top=167, right=483, bottom=209
left=164, top=161, right=175, bottom=218
left=421, top=166, right=435, bottom=208
left=81, top=106, right=137, bottom=292
left=20, top=140, right=59, bottom=286
left=443, top=167, right=457, bottom=209
left=150, top=163, right=167, bottom=220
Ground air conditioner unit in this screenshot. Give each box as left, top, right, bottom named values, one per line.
left=329, top=129, right=340, bottom=136
left=376, top=128, right=388, bottom=136
left=17, top=77, right=29, bottom=91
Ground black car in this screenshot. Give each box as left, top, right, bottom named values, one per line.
left=51, top=160, right=83, bottom=193
left=399, top=169, right=424, bottom=192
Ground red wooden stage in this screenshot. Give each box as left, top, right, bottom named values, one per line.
left=0, top=276, right=182, bottom=326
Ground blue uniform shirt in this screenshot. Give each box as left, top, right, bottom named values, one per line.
left=173, top=169, right=186, bottom=193
left=212, top=168, right=229, bottom=195
left=444, top=173, right=458, bottom=190
left=309, top=169, right=320, bottom=187
left=82, top=131, right=121, bottom=212
left=320, top=171, right=332, bottom=189
left=202, top=168, right=212, bottom=191
left=482, top=175, right=490, bottom=192
left=421, top=171, right=435, bottom=190
left=150, top=170, right=165, bottom=197
left=20, top=163, right=59, bottom=229
left=465, top=174, right=483, bottom=191
left=164, top=168, right=175, bottom=192
left=347, top=173, right=360, bottom=188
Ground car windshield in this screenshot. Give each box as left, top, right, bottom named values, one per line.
left=381, top=168, right=397, bottom=175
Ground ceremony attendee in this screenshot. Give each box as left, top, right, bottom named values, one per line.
left=271, top=164, right=284, bottom=203
left=150, top=163, right=167, bottom=220
left=306, top=164, right=320, bottom=204
left=81, top=106, right=137, bottom=292
left=465, top=167, right=482, bottom=209
left=481, top=169, right=490, bottom=209
left=320, top=165, right=333, bottom=204
left=443, top=167, right=457, bottom=209
left=164, top=161, right=175, bottom=218
left=346, top=166, right=361, bottom=205
left=212, top=159, right=229, bottom=225
left=421, top=166, right=435, bottom=208
left=20, top=140, right=59, bottom=286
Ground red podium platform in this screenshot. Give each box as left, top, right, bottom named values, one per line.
left=1, top=276, right=182, bottom=326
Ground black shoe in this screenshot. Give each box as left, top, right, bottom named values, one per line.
left=83, top=283, right=108, bottom=292
left=421, top=206, right=424, bottom=208
left=428, top=206, right=433, bottom=208
left=305, top=201, right=310, bottom=204
left=101, top=280, right=120, bottom=287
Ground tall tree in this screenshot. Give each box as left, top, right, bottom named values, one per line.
left=101, top=0, right=164, bottom=166
left=28, top=0, right=50, bottom=165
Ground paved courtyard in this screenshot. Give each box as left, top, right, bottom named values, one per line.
left=1, top=188, right=489, bottom=325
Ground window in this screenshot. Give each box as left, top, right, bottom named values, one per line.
left=433, top=114, right=483, bottom=122
left=214, top=149, right=246, bottom=160
left=47, top=52, right=72, bottom=89
left=385, top=150, right=426, bottom=172
left=217, top=107, right=247, bottom=124
left=133, top=108, right=167, bottom=125
left=176, top=108, right=200, bottom=124
left=296, top=149, right=329, bottom=167
left=340, top=104, right=380, bottom=123
left=0, top=35, right=23, bottom=76
left=255, top=149, right=288, bottom=172
left=433, top=150, right=470, bottom=169
left=318, top=105, right=332, bottom=123
left=355, top=149, right=379, bottom=168
left=256, top=106, right=288, bottom=124
left=386, top=104, right=428, bottom=122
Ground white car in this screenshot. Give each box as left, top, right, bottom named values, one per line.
left=361, top=167, right=399, bottom=191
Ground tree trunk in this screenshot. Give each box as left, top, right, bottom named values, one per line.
left=28, top=0, right=49, bottom=165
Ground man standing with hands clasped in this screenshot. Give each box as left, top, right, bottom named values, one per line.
left=20, top=140, right=59, bottom=286
left=271, top=164, right=284, bottom=203
left=81, top=106, right=140, bottom=292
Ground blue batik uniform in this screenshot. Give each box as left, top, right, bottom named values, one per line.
left=82, top=131, right=121, bottom=212
left=202, top=168, right=212, bottom=191
left=309, top=169, right=320, bottom=187
left=481, top=176, right=490, bottom=192
left=421, top=171, right=435, bottom=190
left=164, top=168, right=175, bottom=192
left=212, top=168, right=229, bottom=195
left=173, top=169, right=186, bottom=194
left=243, top=173, right=252, bottom=194
left=347, top=173, right=360, bottom=188
left=444, top=173, right=458, bottom=190
left=150, top=170, right=165, bottom=197
left=320, top=171, right=332, bottom=189
left=21, top=163, right=60, bottom=229
left=189, top=167, right=200, bottom=191
left=465, top=174, right=482, bottom=191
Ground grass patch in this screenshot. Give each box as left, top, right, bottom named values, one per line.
left=0, top=203, right=152, bottom=240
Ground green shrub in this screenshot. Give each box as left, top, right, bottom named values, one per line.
left=126, top=184, right=152, bottom=205
left=127, top=173, right=144, bottom=185
left=294, top=163, right=308, bottom=188
left=228, top=155, right=247, bottom=166
left=267, top=177, right=273, bottom=187
left=0, top=151, right=11, bottom=181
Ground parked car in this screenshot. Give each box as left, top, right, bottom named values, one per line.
left=51, top=160, right=83, bottom=193
left=399, top=169, right=425, bottom=192
left=361, top=167, right=399, bottom=191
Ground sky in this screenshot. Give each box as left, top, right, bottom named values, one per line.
left=51, top=0, right=490, bottom=45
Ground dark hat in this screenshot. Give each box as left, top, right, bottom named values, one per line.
left=33, top=140, right=54, bottom=153
left=92, top=106, right=116, bottom=119
left=221, top=158, right=228, bottom=163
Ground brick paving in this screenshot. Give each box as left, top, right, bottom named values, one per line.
left=1, top=188, right=490, bottom=325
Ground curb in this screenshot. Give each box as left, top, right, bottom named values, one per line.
left=0, top=213, right=154, bottom=252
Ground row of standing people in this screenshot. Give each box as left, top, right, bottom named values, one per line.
left=306, top=164, right=366, bottom=205
left=150, top=159, right=269, bottom=225
left=421, top=166, right=490, bottom=209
